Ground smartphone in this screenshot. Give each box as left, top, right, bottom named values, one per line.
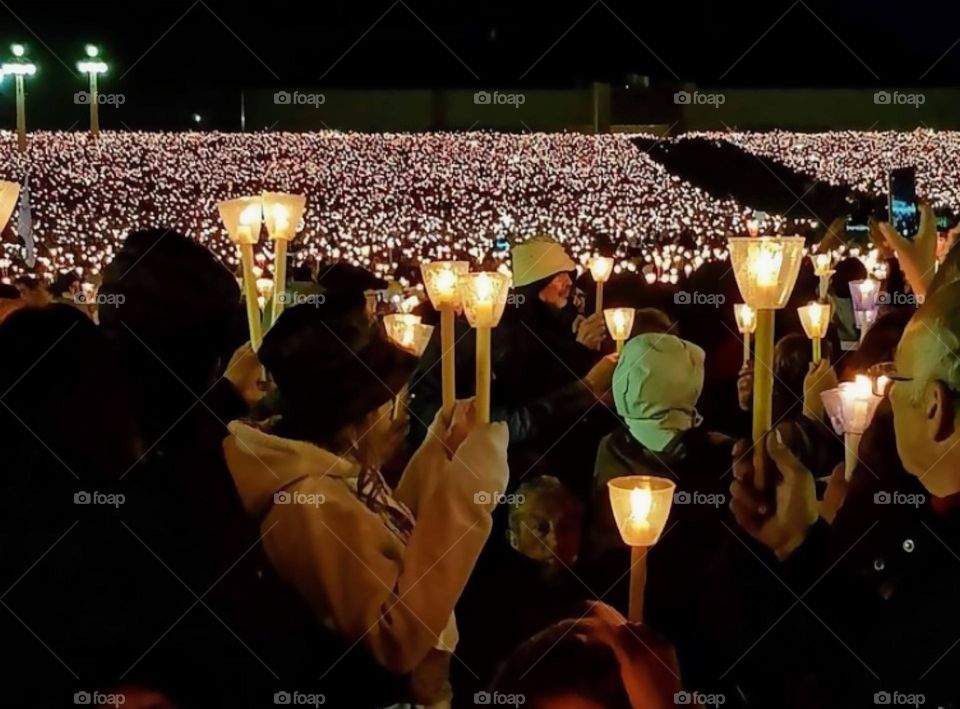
left=888, top=167, right=919, bottom=239
left=936, top=207, right=959, bottom=232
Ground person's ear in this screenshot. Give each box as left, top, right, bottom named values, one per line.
left=929, top=381, right=957, bottom=443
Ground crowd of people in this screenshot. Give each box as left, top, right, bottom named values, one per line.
left=3, top=130, right=960, bottom=709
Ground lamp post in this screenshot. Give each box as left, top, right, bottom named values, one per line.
left=798, top=301, right=831, bottom=364
left=590, top=256, right=614, bottom=313
left=262, top=192, right=307, bottom=327
left=728, top=236, right=805, bottom=489
left=459, top=271, right=511, bottom=423
left=218, top=196, right=264, bottom=349
left=733, top=303, right=757, bottom=367
left=603, top=307, right=635, bottom=354
left=607, top=475, right=675, bottom=622
left=3, top=44, right=37, bottom=153
left=77, top=45, right=107, bottom=137
left=821, top=375, right=882, bottom=481
left=422, top=261, right=470, bottom=419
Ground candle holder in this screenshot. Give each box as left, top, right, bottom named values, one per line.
left=0, top=180, right=20, bottom=234
left=733, top=303, right=757, bottom=366
left=812, top=251, right=834, bottom=301
left=590, top=256, right=614, bottom=313
left=603, top=307, right=635, bottom=353
left=607, top=475, right=676, bottom=622
left=384, top=314, right=434, bottom=419
left=422, top=261, right=470, bottom=419
left=261, top=192, right=307, bottom=326
left=849, top=279, right=879, bottom=341
left=797, top=301, right=831, bottom=364
left=821, top=375, right=882, bottom=481
left=459, top=271, right=511, bottom=423
left=728, top=236, right=805, bottom=489
left=218, top=196, right=264, bottom=349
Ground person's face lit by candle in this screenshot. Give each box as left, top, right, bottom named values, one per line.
left=539, top=272, right=573, bottom=309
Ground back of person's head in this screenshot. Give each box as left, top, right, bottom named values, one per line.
left=633, top=307, right=673, bottom=335
left=613, top=333, right=705, bottom=452
left=99, top=228, right=240, bottom=387
left=492, top=619, right=633, bottom=709
left=259, top=301, right=416, bottom=450
left=0, top=304, right=140, bottom=482
left=773, top=332, right=834, bottom=410
left=829, top=256, right=868, bottom=298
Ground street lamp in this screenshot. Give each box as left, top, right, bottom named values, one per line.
left=77, top=44, right=107, bottom=137
left=2, top=44, right=37, bottom=152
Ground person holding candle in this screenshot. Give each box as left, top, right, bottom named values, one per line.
left=223, top=303, right=509, bottom=706
left=726, top=281, right=960, bottom=706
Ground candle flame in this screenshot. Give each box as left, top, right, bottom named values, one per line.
left=475, top=272, right=494, bottom=301
left=629, top=487, right=652, bottom=524
left=435, top=268, right=458, bottom=295
left=239, top=203, right=262, bottom=227
left=750, top=244, right=783, bottom=287
left=590, top=256, right=613, bottom=282
left=857, top=279, right=876, bottom=294
left=813, top=252, right=832, bottom=275
left=851, top=374, right=873, bottom=399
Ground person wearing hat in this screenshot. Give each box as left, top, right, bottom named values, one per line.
left=590, top=332, right=736, bottom=691
left=223, top=303, right=509, bottom=707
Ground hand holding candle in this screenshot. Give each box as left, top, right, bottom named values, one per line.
left=607, top=475, right=676, bottom=621
left=728, top=236, right=805, bottom=489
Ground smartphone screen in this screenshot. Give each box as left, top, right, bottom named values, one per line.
left=889, top=167, right=919, bottom=239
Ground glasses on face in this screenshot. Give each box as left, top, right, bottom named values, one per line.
left=868, top=361, right=913, bottom=396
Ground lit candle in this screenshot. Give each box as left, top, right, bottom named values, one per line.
left=798, top=301, right=831, bottom=363
left=218, top=197, right=264, bottom=350
left=734, top=303, right=757, bottom=366
left=422, top=261, right=470, bottom=419
left=821, top=375, right=883, bottom=481
left=603, top=307, right=635, bottom=353
left=459, top=271, right=511, bottom=423
left=262, top=193, right=307, bottom=327
left=590, top=256, right=614, bottom=313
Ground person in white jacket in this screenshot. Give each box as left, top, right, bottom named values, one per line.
left=223, top=302, right=509, bottom=706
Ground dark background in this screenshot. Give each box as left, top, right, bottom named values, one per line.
left=0, top=0, right=958, bottom=129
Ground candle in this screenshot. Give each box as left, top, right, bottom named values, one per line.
left=728, top=236, right=805, bottom=489
left=821, top=375, right=883, bottom=481
left=849, top=279, right=880, bottom=340
left=590, top=256, right=614, bottom=313
left=607, top=475, right=676, bottom=622
left=603, top=307, right=635, bottom=353
left=218, top=197, right=264, bottom=349
left=798, top=301, right=831, bottom=363
left=422, top=261, right=470, bottom=419
left=261, top=194, right=307, bottom=327
left=459, top=271, right=511, bottom=423
left=734, top=303, right=757, bottom=366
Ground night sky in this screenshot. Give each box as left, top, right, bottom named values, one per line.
left=0, top=0, right=957, bottom=129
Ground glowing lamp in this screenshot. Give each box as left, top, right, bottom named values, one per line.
left=421, top=260, right=470, bottom=418
left=218, top=196, right=264, bottom=348
left=459, top=271, right=512, bottom=423
left=797, top=301, right=831, bottom=363
left=849, top=279, right=879, bottom=338
left=590, top=256, right=614, bottom=313
left=733, top=303, right=757, bottom=366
